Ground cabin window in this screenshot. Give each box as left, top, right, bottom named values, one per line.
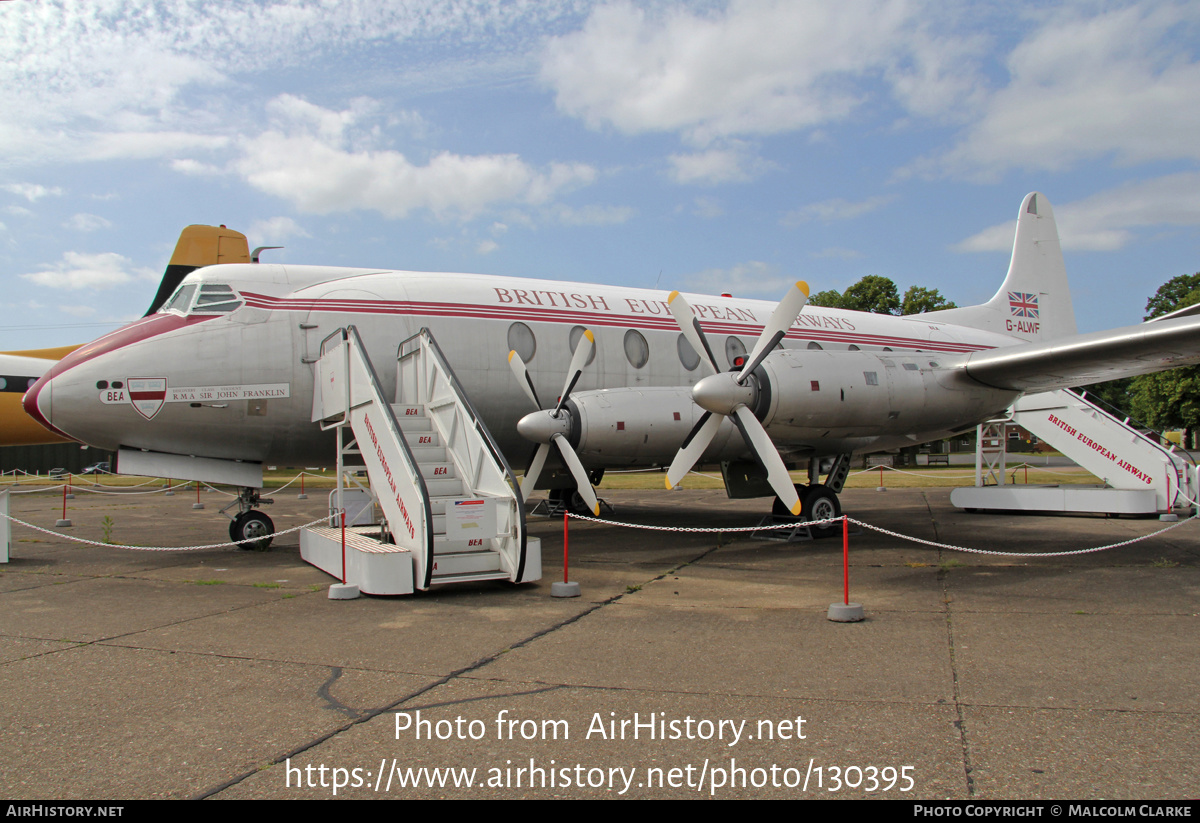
left=864, top=372, right=879, bottom=386
left=848, top=344, right=860, bottom=351
left=568, top=326, right=596, bottom=366
left=623, top=330, right=649, bottom=369
left=807, top=341, right=823, bottom=351
left=677, top=334, right=700, bottom=371
left=508, top=322, right=536, bottom=363
left=903, top=362, right=919, bottom=370
left=724, top=336, right=746, bottom=368
left=192, top=284, right=243, bottom=314
left=162, top=284, right=196, bottom=314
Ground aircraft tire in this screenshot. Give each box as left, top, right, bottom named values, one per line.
left=802, top=484, right=841, bottom=538
left=231, top=511, right=274, bottom=551
left=772, top=484, right=808, bottom=518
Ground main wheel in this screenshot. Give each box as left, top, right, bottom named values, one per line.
left=231, top=511, right=274, bottom=551
left=772, top=484, right=808, bottom=518
left=802, top=484, right=842, bottom=538
left=550, top=486, right=596, bottom=517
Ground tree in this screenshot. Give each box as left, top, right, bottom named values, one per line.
left=1126, top=272, right=1200, bottom=446
left=840, top=275, right=900, bottom=315
left=808, top=289, right=845, bottom=308
left=901, top=286, right=957, bottom=315
left=1143, top=273, right=1200, bottom=320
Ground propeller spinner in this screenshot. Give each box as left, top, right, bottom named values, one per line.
left=664, top=282, right=810, bottom=515
left=509, top=328, right=601, bottom=516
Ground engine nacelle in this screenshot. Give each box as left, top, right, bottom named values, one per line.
left=566, top=387, right=742, bottom=466
left=756, top=349, right=1017, bottom=444
left=563, top=350, right=1017, bottom=464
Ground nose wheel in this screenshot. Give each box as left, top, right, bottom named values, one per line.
left=230, top=510, right=274, bottom=551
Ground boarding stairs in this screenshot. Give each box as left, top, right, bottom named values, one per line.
left=951, top=388, right=1198, bottom=515
left=304, top=326, right=537, bottom=594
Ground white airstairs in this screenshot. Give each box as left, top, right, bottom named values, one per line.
left=951, top=389, right=1198, bottom=515
left=302, top=326, right=538, bottom=594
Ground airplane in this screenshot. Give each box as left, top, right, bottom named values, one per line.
left=21, top=192, right=1200, bottom=548
left=0, top=225, right=254, bottom=450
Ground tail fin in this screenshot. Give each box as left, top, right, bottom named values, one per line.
left=144, top=224, right=250, bottom=316
left=931, top=192, right=1076, bottom=342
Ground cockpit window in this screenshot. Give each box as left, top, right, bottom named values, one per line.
left=162, top=284, right=196, bottom=314
left=159, top=283, right=242, bottom=315
left=192, top=284, right=242, bottom=313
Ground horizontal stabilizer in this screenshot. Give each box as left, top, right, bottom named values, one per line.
left=957, top=314, right=1200, bottom=392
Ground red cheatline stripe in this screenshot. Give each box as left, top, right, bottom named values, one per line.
left=241, top=292, right=993, bottom=354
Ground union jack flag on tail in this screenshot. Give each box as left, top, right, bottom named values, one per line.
left=1008, top=291, right=1039, bottom=319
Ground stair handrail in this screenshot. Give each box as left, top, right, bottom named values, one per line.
left=1069, top=388, right=1196, bottom=470
left=398, top=328, right=529, bottom=581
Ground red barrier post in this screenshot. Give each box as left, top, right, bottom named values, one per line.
left=341, top=509, right=347, bottom=584
left=842, top=516, right=849, bottom=605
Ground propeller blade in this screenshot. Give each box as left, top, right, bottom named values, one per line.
left=665, top=412, right=721, bottom=489
left=554, top=328, right=594, bottom=416
left=668, top=291, right=721, bottom=374
left=520, top=443, right=550, bottom=498
left=738, top=280, right=809, bottom=382
left=731, top=405, right=800, bottom=516
left=508, top=350, right=542, bottom=410
left=553, top=434, right=600, bottom=516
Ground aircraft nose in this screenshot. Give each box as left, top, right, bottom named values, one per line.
left=22, top=370, right=62, bottom=438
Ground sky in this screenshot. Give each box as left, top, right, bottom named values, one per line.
left=2, top=0, right=1199, bottom=349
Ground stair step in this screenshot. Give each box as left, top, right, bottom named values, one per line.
left=431, top=550, right=502, bottom=577
left=405, top=431, right=441, bottom=447
left=417, top=462, right=457, bottom=481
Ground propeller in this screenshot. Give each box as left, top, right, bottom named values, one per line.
left=509, top=329, right=600, bottom=516
left=664, top=282, right=810, bottom=515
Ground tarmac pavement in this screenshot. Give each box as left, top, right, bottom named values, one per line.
left=0, top=483, right=1197, bottom=799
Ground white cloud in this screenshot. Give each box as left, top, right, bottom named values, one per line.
left=782, top=195, right=895, bottom=225
left=170, top=158, right=223, bottom=176
left=919, top=4, right=1200, bottom=180
left=236, top=95, right=597, bottom=221
left=954, top=173, right=1200, bottom=253
left=476, top=239, right=499, bottom=255
left=21, top=251, right=157, bottom=290
left=65, top=213, right=113, bottom=232
left=4, top=206, right=34, bottom=218
left=59, top=305, right=98, bottom=318
left=691, top=196, right=724, bottom=219
left=549, top=204, right=636, bottom=226
left=684, top=261, right=794, bottom=297
left=668, top=145, right=774, bottom=184
left=2, top=183, right=62, bottom=202
left=248, top=216, right=310, bottom=248
left=0, top=2, right=581, bottom=167
left=542, top=0, right=976, bottom=146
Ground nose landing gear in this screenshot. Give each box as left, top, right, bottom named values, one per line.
left=222, top=488, right=275, bottom=550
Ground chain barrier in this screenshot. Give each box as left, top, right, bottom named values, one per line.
left=564, top=511, right=1198, bottom=558
left=0, top=509, right=330, bottom=552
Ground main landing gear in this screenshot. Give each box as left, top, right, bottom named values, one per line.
left=773, top=483, right=842, bottom=538
left=770, top=455, right=850, bottom=539
left=221, top=487, right=275, bottom=550
left=546, top=470, right=606, bottom=517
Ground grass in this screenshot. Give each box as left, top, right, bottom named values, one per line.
left=191, top=579, right=226, bottom=586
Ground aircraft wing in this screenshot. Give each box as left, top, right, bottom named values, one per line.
left=955, top=314, right=1200, bottom=392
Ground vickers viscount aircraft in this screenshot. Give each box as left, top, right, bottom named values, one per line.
left=22, top=193, right=1200, bottom=547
